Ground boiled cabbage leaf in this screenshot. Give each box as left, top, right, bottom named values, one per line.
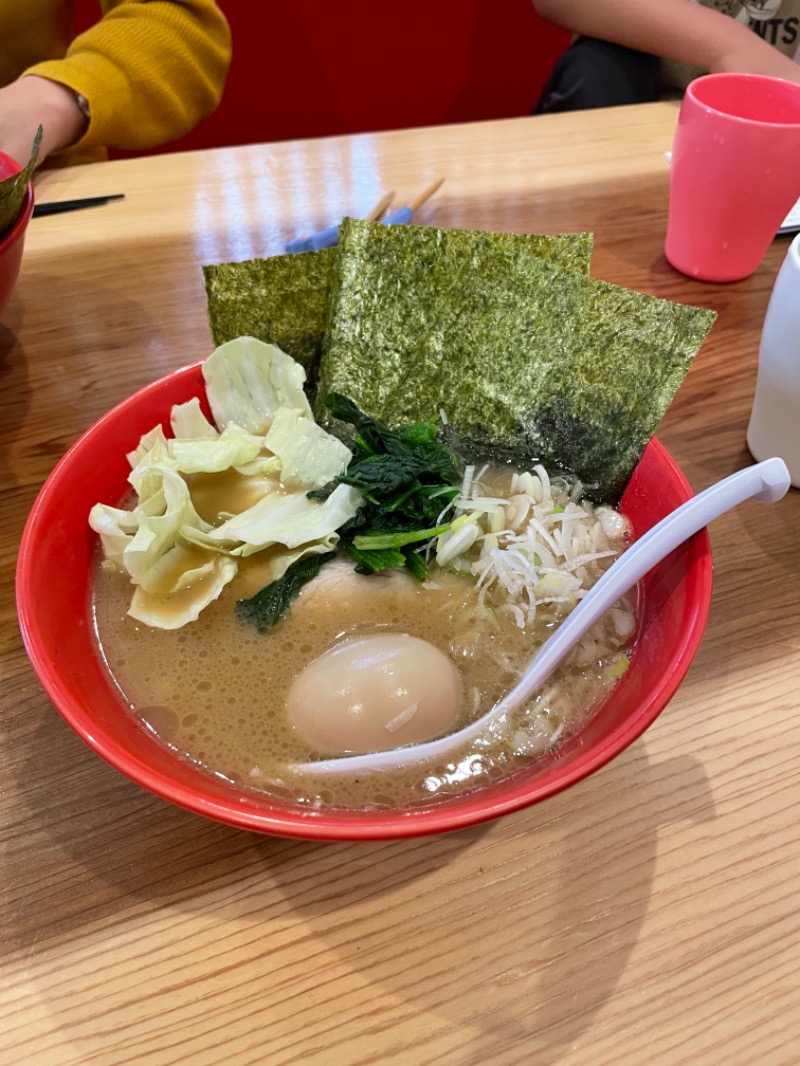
left=183, top=482, right=362, bottom=557
left=203, top=336, right=312, bottom=434
left=170, top=397, right=218, bottom=440
left=264, top=406, right=352, bottom=491
left=129, top=552, right=238, bottom=629
left=122, top=467, right=212, bottom=592
left=88, top=502, right=140, bottom=563
left=241, top=540, right=341, bottom=588
left=91, top=342, right=364, bottom=629
left=169, top=423, right=263, bottom=474
left=127, top=426, right=172, bottom=503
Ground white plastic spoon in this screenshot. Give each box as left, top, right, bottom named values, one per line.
left=291, top=457, right=790, bottom=775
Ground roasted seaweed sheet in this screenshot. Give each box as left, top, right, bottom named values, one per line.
left=317, top=218, right=716, bottom=500
left=203, top=248, right=336, bottom=378
left=0, top=126, right=41, bottom=240
left=203, top=226, right=593, bottom=379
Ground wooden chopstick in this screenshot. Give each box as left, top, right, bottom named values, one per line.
left=363, top=190, right=395, bottom=221
left=409, top=178, right=444, bottom=212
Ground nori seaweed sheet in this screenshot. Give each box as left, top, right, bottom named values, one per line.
left=317, top=218, right=716, bottom=501
left=203, top=248, right=336, bottom=378
left=203, top=226, right=593, bottom=380
left=0, top=126, right=41, bottom=240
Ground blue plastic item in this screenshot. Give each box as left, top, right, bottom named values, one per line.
left=285, top=179, right=444, bottom=253
left=382, top=205, right=413, bottom=226
left=285, top=223, right=340, bottom=254
left=285, top=204, right=414, bottom=254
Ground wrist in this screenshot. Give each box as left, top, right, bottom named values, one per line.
left=17, top=75, right=89, bottom=156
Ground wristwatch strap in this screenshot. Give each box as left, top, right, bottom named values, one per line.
left=71, top=91, right=91, bottom=122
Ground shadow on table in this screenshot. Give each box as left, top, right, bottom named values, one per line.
left=4, top=695, right=714, bottom=1064
left=263, top=745, right=715, bottom=1065
left=2, top=704, right=488, bottom=955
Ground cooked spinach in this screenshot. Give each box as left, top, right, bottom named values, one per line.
left=236, top=551, right=337, bottom=633
left=316, top=393, right=462, bottom=578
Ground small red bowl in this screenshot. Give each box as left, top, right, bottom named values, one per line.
left=16, top=364, right=712, bottom=840
left=0, top=151, right=34, bottom=318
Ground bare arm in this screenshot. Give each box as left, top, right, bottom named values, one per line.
left=0, top=0, right=231, bottom=166
left=25, top=0, right=232, bottom=153
left=0, top=76, right=86, bottom=166
left=533, top=0, right=800, bottom=83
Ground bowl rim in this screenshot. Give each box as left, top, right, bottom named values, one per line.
left=16, top=363, right=713, bottom=840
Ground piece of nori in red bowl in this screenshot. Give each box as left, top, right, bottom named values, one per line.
left=0, top=126, right=41, bottom=240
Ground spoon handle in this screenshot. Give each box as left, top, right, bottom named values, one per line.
left=293, top=457, right=789, bottom=775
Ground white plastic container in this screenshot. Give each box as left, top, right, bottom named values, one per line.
left=747, top=233, right=800, bottom=487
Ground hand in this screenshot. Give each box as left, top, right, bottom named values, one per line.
left=0, top=75, right=88, bottom=167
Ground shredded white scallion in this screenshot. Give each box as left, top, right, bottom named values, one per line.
left=549, top=722, right=566, bottom=746
left=434, top=464, right=632, bottom=630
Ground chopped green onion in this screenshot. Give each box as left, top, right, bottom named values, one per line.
left=352, top=523, right=451, bottom=551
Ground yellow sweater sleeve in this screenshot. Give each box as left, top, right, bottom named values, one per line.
left=23, top=0, right=232, bottom=152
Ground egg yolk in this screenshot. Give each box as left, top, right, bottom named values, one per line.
left=286, top=633, right=462, bottom=756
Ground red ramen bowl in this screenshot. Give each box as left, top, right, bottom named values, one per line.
left=17, top=364, right=712, bottom=840
left=0, top=151, right=34, bottom=318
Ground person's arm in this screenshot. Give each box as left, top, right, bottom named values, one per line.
left=0, top=0, right=231, bottom=165
left=0, top=76, right=86, bottom=166
left=533, top=0, right=800, bottom=83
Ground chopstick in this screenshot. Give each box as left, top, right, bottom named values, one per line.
left=382, top=177, right=445, bottom=226
left=33, top=193, right=125, bottom=218
left=363, top=189, right=395, bottom=221
left=408, top=177, right=445, bottom=212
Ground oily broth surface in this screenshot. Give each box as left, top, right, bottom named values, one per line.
left=91, top=467, right=632, bottom=811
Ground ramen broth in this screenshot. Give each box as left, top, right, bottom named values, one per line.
left=91, top=466, right=635, bottom=810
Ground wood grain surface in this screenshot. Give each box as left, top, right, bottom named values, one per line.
left=2, top=102, right=800, bottom=1066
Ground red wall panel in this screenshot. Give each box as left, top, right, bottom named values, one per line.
left=73, top=0, right=570, bottom=154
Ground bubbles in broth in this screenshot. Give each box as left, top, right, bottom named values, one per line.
left=90, top=465, right=635, bottom=810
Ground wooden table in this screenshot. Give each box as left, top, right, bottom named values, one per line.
left=2, top=101, right=799, bottom=1066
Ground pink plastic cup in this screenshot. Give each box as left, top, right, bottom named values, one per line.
left=665, top=73, right=800, bottom=283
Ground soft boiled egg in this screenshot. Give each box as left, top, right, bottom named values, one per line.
left=286, top=633, right=462, bottom=756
